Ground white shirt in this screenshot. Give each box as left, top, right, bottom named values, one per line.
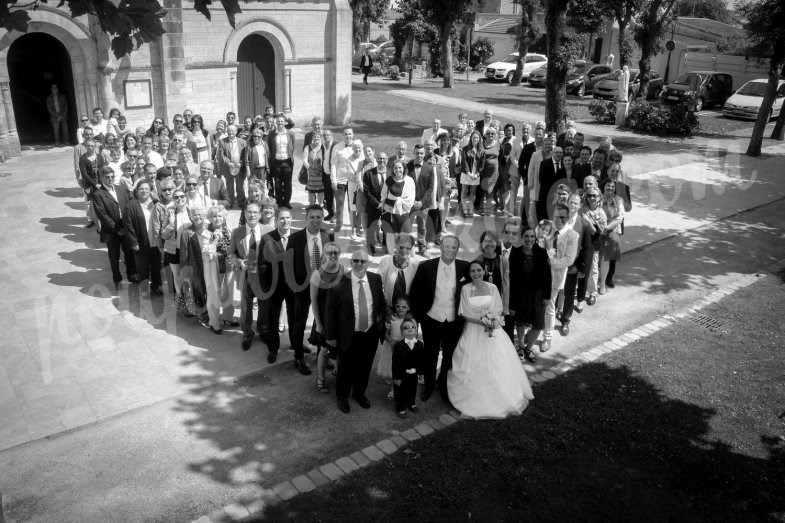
left=306, top=230, right=322, bottom=269
left=253, top=143, right=267, bottom=168
left=275, top=132, right=289, bottom=160
left=351, top=271, right=374, bottom=331
left=197, top=179, right=212, bottom=208
left=528, top=150, right=545, bottom=202
left=140, top=199, right=155, bottom=241
left=145, top=151, right=164, bottom=170
left=420, top=127, right=448, bottom=145
left=90, top=118, right=108, bottom=137
left=428, top=258, right=457, bottom=322
left=332, top=143, right=354, bottom=185
left=245, top=224, right=261, bottom=255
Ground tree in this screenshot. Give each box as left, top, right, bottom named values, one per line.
left=508, top=0, right=542, bottom=86
left=739, top=0, right=785, bottom=154
left=674, top=0, right=733, bottom=23
left=0, top=0, right=241, bottom=59
left=567, top=0, right=607, bottom=59
left=349, top=0, right=388, bottom=50
left=601, top=0, right=642, bottom=67
left=633, top=0, right=678, bottom=99
left=544, top=0, right=584, bottom=132
left=390, top=1, right=437, bottom=79
left=420, top=0, right=473, bottom=88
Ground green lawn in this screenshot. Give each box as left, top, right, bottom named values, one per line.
left=256, top=269, right=785, bottom=522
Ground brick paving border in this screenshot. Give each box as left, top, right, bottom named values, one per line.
left=192, top=272, right=767, bottom=522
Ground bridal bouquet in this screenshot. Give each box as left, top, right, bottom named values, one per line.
left=480, top=312, right=499, bottom=337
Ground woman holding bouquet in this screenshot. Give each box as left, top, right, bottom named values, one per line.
left=447, top=260, right=534, bottom=419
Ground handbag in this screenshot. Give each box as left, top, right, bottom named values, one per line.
left=298, top=164, right=308, bottom=185
left=175, top=280, right=198, bottom=316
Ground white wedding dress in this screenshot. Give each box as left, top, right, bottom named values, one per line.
left=447, top=284, right=534, bottom=419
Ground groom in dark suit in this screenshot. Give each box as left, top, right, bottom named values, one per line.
left=410, top=234, right=469, bottom=403
left=326, top=249, right=386, bottom=414
left=406, top=144, right=435, bottom=255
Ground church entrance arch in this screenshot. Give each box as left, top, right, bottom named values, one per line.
left=7, top=32, right=77, bottom=145
left=236, top=34, right=276, bottom=119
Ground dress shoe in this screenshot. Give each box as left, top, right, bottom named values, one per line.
left=210, top=327, right=223, bottom=335
left=574, top=301, right=585, bottom=313
left=302, top=346, right=313, bottom=354
left=523, top=345, right=537, bottom=363
left=556, top=310, right=563, bottom=322
left=353, top=395, right=371, bottom=409
left=223, top=319, right=241, bottom=328
left=267, top=350, right=278, bottom=363
left=587, top=295, right=597, bottom=306
left=420, top=387, right=433, bottom=402
left=84, top=221, right=95, bottom=228
left=294, top=359, right=312, bottom=375
left=541, top=338, right=552, bottom=353
left=241, top=336, right=253, bottom=351
left=408, top=404, right=419, bottom=413
left=598, top=287, right=606, bottom=295
left=561, top=321, right=570, bottom=336
left=606, top=279, right=615, bottom=288
left=337, top=398, right=350, bottom=413
left=397, top=410, right=407, bottom=419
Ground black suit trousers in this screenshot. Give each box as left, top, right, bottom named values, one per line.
left=106, top=234, right=136, bottom=284
left=560, top=272, right=587, bottom=323
left=394, top=374, right=418, bottom=411
left=290, top=289, right=311, bottom=360
left=421, top=315, right=462, bottom=396
left=260, top=285, right=295, bottom=353
left=336, top=328, right=378, bottom=400
left=240, top=275, right=264, bottom=338
left=322, top=172, right=334, bottom=214
left=271, top=159, right=293, bottom=208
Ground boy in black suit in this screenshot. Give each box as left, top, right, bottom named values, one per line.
left=392, top=317, right=423, bottom=418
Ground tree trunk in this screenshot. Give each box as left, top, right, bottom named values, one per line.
left=618, top=19, right=629, bottom=67
left=770, top=63, right=785, bottom=140
left=441, top=22, right=454, bottom=88
left=747, top=39, right=785, bottom=155
left=545, top=3, right=568, bottom=133
left=637, top=48, right=653, bottom=100
left=511, top=4, right=536, bottom=86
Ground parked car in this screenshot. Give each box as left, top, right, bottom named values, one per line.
left=484, top=53, right=548, bottom=83
left=529, top=61, right=613, bottom=96
left=661, top=71, right=734, bottom=111
left=593, top=69, right=665, bottom=100
left=723, top=79, right=785, bottom=120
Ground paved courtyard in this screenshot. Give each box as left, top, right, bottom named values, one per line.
left=1, top=80, right=785, bottom=522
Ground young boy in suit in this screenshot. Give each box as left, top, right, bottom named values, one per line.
left=392, top=317, right=423, bottom=418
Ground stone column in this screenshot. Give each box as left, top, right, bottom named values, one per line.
left=330, top=0, right=352, bottom=125
left=159, top=0, right=187, bottom=122
left=229, top=70, right=237, bottom=114
left=283, top=68, right=292, bottom=112
left=0, top=82, right=21, bottom=157
left=99, top=67, right=115, bottom=113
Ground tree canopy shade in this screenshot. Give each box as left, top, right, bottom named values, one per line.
left=739, top=0, right=785, bottom=154
left=508, top=0, right=541, bottom=86
left=349, top=0, right=387, bottom=48
left=0, top=0, right=241, bottom=58
left=601, top=0, right=642, bottom=67
left=633, top=0, right=677, bottom=100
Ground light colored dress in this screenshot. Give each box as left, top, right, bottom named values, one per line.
left=448, top=284, right=534, bottom=419
left=377, top=316, right=403, bottom=380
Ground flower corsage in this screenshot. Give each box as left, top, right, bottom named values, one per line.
left=480, top=312, right=500, bottom=337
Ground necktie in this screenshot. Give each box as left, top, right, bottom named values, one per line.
left=357, top=279, right=369, bottom=331
left=312, top=237, right=321, bottom=270
left=249, top=229, right=257, bottom=252
left=553, top=230, right=560, bottom=250
left=203, top=181, right=209, bottom=206
left=501, top=249, right=510, bottom=312
left=281, top=234, right=288, bottom=250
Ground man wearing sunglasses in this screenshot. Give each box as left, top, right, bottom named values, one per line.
left=92, top=166, right=137, bottom=289
left=326, top=249, right=386, bottom=413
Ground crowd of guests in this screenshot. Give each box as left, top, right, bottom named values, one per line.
left=73, top=104, right=632, bottom=419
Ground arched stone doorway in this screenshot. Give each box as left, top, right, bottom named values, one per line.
left=236, top=34, right=276, bottom=118
left=7, top=32, right=77, bottom=145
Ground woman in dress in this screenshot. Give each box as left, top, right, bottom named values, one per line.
left=190, top=114, right=211, bottom=164
left=460, top=130, right=484, bottom=218
left=580, top=186, right=607, bottom=306
left=160, top=187, right=192, bottom=297
left=206, top=205, right=238, bottom=329
left=377, top=232, right=420, bottom=311
left=380, top=160, right=415, bottom=236
left=515, top=228, right=552, bottom=362
left=435, top=132, right=459, bottom=226
left=598, top=179, right=625, bottom=294
left=479, top=127, right=500, bottom=216
left=210, top=120, right=227, bottom=161
left=303, top=132, right=325, bottom=206
left=180, top=207, right=212, bottom=326
left=448, top=260, right=534, bottom=419
left=146, top=117, right=166, bottom=138
left=309, top=242, right=345, bottom=393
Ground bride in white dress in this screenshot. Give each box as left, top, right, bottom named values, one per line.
left=448, top=260, right=534, bottom=419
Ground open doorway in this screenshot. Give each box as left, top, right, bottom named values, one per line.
left=237, top=34, right=276, bottom=119
left=7, top=32, right=77, bottom=146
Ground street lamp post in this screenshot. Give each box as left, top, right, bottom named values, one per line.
left=664, top=16, right=678, bottom=84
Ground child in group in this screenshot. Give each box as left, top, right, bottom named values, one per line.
left=392, top=316, right=423, bottom=419
left=108, top=148, right=124, bottom=179
left=377, top=295, right=410, bottom=400
left=536, top=219, right=553, bottom=250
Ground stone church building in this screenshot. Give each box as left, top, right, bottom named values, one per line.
left=0, top=0, right=352, bottom=157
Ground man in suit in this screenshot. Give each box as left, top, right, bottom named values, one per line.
left=518, top=124, right=544, bottom=225
left=410, top=234, right=469, bottom=403
left=228, top=202, right=264, bottom=350
left=217, top=124, right=247, bottom=209
left=499, top=218, right=524, bottom=342
left=285, top=204, right=332, bottom=374
left=558, top=188, right=593, bottom=337
left=123, top=179, right=162, bottom=295
left=575, top=149, right=607, bottom=189
left=92, top=166, right=137, bottom=289
left=406, top=144, right=435, bottom=256
left=258, top=207, right=296, bottom=366
left=326, top=249, right=386, bottom=413
left=195, top=160, right=229, bottom=208
left=267, top=114, right=296, bottom=209
left=424, top=139, right=446, bottom=246
left=387, top=141, right=409, bottom=177
left=526, top=133, right=553, bottom=230
left=363, top=151, right=387, bottom=255
left=536, top=145, right=565, bottom=221
left=474, top=108, right=494, bottom=137
left=542, top=203, right=579, bottom=352
left=46, top=83, right=68, bottom=145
